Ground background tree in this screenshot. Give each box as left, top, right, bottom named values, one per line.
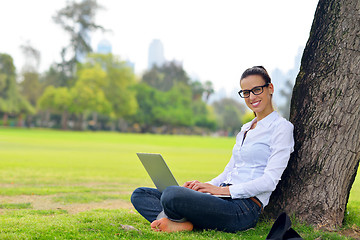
left=212, top=98, right=246, bottom=134
left=142, top=61, right=190, bottom=91
left=191, top=99, right=217, bottom=131
left=38, top=86, right=72, bottom=129
left=0, top=53, right=33, bottom=126
left=69, top=65, right=112, bottom=130
left=84, top=53, right=138, bottom=129
left=190, top=80, right=205, bottom=101
left=265, top=0, right=360, bottom=229
left=203, top=80, right=214, bottom=102
left=53, top=0, right=105, bottom=86
left=20, top=72, right=42, bottom=107
left=152, top=83, right=193, bottom=128
left=19, top=42, right=43, bottom=126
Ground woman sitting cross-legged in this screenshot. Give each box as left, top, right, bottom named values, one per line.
left=131, top=66, right=295, bottom=233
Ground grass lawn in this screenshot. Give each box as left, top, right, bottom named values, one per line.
left=0, top=128, right=359, bottom=239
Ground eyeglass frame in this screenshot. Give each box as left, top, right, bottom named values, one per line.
left=238, top=83, right=270, bottom=98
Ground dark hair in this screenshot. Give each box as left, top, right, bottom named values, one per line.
left=240, top=66, right=271, bottom=84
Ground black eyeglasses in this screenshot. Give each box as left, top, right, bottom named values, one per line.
left=238, top=83, right=269, bottom=98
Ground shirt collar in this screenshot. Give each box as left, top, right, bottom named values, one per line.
left=257, top=111, right=279, bottom=128
left=241, top=111, right=278, bottom=131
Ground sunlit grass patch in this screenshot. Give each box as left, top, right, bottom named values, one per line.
left=0, top=184, right=121, bottom=196
left=27, top=209, right=69, bottom=215
left=3, top=209, right=69, bottom=216
left=344, top=201, right=360, bottom=228
left=53, top=193, right=122, bottom=204
left=0, top=202, right=32, bottom=209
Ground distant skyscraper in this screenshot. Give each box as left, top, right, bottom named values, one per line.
left=148, top=39, right=165, bottom=69
left=97, top=39, right=112, bottom=54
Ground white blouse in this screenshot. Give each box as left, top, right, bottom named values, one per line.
left=208, top=111, right=294, bottom=207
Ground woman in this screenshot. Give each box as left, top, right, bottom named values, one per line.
left=131, top=66, right=294, bottom=233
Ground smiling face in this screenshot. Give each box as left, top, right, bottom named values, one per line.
left=240, top=74, right=274, bottom=120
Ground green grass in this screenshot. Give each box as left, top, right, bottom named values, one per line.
left=0, top=209, right=356, bottom=239
left=53, top=193, right=122, bottom=204
left=0, top=202, right=32, bottom=209
left=0, top=128, right=359, bottom=239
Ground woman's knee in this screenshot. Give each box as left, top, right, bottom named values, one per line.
left=131, top=187, right=161, bottom=204
left=160, top=186, right=188, bottom=206
left=131, top=187, right=144, bottom=204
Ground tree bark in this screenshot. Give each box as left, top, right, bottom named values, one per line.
left=3, top=113, right=8, bottom=126
left=61, top=110, right=68, bottom=130
left=74, top=113, right=84, bottom=131
left=17, top=114, right=23, bottom=127
left=265, top=0, right=360, bottom=229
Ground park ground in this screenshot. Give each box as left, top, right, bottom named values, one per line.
left=0, top=128, right=359, bottom=239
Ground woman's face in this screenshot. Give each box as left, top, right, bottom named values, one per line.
left=240, top=75, right=274, bottom=117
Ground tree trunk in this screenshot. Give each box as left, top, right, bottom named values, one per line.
left=110, top=121, right=116, bottom=131
left=117, top=118, right=128, bottom=132
left=3, top=113, right=8, bottom=126
left=89, top=112, right=97, bottom=131
left=74, top=114, right=84, bottom=131
left=265, top=0, right=360, bottom=230
left=42, top=110, right=51, bottom=128
left=25, top=115, right=32, bottom=128
left=61, top=110, right=68, bottom=130
left=17, top=114, right=23, bottom=127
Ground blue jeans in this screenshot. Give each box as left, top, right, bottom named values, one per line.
left=131, top=186, right=262, bottom=233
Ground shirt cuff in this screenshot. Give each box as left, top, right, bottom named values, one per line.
left=229, top=184, right=247, bottom=199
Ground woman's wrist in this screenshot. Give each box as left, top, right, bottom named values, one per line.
left=219, top=186, right=230, bottom=195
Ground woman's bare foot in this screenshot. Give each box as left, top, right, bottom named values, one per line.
left=150, top=218, right=193, bottom=232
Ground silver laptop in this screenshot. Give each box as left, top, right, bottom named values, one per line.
left=136, top=153, right=231, bottom=198
left=136, top=153, right=178, bottom=192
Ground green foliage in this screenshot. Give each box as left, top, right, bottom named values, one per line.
left=38, top=86, right=72, bottom=114
left=131, top=83, right=194, bottom=129
left=132, top=82, right=217, bottom=130
left=0, top=53, right=34, bottom=117
left=84, top=53, right=138, bottom=119
left=212, top=98, right=246, bottom=132
left=133, top=65, right=216, bottom=131
left=20, top=72, right=43, bottom=106
left=192, top=100, right=217, bottom=130
left=190, top=80, right=205, bottom=100
left=42, top=64, right=71, bottom=87
left=69, top=65, right=112, bottom=116
left=241, top=111, right=255, bottom=125
left=130, top=83, right=158, bottom=129
left=153, top=83, right=194, bottom=127
left=142, top=61, right=190, bottom=92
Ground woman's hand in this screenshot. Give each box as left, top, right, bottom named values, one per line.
left=183, top=181, right=230, bottom=196
left=182, top=180, right=200, bottom=189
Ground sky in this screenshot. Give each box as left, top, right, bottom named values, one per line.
left=0, top=0, right=319, bottom=94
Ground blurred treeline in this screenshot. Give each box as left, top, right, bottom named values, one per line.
left=0, top=0, right=252, bottom=135
left=0, top=52, right=253, bottom=135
